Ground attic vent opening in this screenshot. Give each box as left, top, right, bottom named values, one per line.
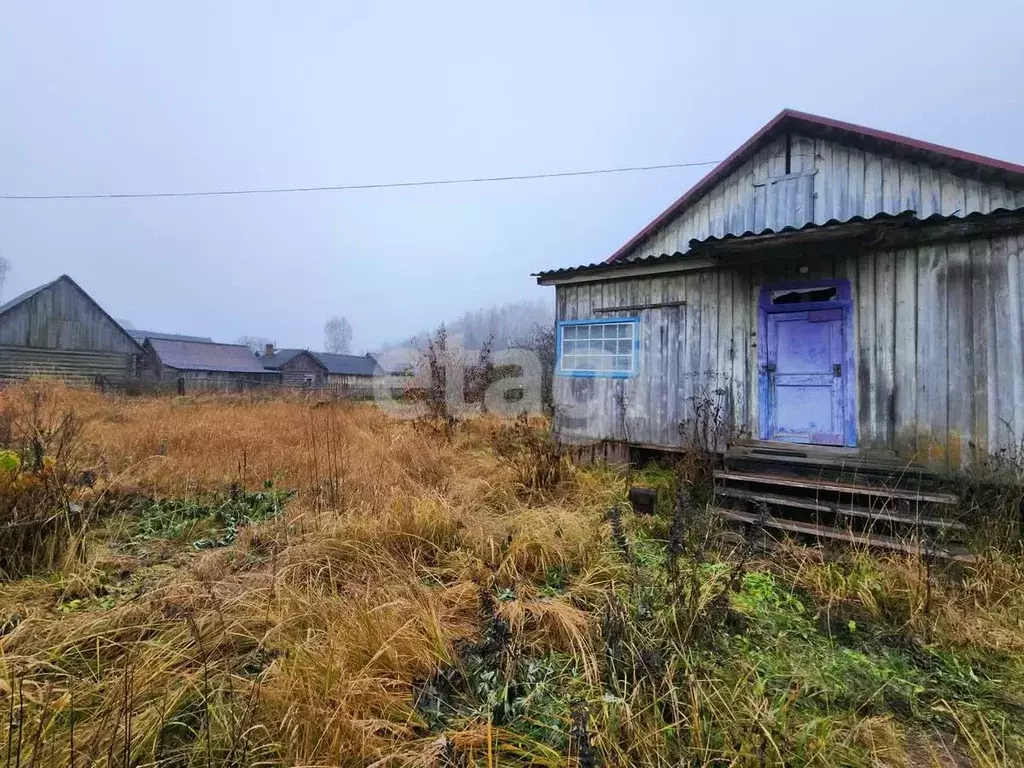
left=770, top=286, right=838, bottom=305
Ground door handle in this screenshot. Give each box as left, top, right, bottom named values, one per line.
left=765, top=363, right=776, bottom=374
left=833, top=363, right=842, bottom=377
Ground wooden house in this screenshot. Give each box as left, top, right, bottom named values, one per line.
left=260, top=347, right=382, bottom=392
left=0, top=274, right=143, bottom=387
left=536, top=109, right=1024, bottom=473
left=260, top=348, right=329, bottom=388
left=143, top=338, right=276, bottom=393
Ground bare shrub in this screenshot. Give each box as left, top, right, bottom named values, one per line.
left=676, top=373, right=736, bottom=505
left=0, top=386, right=91, bottom=577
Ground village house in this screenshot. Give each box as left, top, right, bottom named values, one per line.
left=537, top=109, right=1024, bottom=557
left=0, top=274, right=143, bottom=387
left=537, top=109, right=1024, bottom=470
left=260, top=346, right=383, bottom=391
left=142, top=338, right=276, bottom=393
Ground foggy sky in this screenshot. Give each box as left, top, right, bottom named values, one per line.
left=2, top=1, right=1023, bottom=351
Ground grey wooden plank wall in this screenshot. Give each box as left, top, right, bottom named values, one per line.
left=620, top=134, right=1024, bottom=263
left=554, top=233, right=1024, bottom=470
left=0, top=345, right=136, bottom=385
left=0, top=279, right=139, bottom=354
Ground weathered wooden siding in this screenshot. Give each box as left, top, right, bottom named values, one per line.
left=278, top=354, right=326, bottom=388
left=0, top=345, right=137, bottom=386
left=0, top=278, right=138, bottom=353
left=622, top=134, right=1024, bottom=262
left=555, top=233, right=1024, bottom=469
left=165, top=369, right=278, bottom=393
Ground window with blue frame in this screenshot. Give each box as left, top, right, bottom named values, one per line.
left=557, top=318, right=639, bottom=377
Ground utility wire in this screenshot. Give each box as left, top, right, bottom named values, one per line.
left=0, top=159, right=721, bottom=201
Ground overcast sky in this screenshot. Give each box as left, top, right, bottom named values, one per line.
left=2, top=1, right=1022, bottom=350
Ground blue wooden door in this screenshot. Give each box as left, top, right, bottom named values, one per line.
left=764, top=308, right=846, bottom=445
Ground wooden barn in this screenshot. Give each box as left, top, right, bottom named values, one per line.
left=537, top=109, right=1024, bottom=476
left=143, top=338, right=276, bottom=393
left=0, top=274, right=143, bottom=387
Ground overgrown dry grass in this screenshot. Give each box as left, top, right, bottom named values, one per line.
left=0, top=383, right=1022, bottom=767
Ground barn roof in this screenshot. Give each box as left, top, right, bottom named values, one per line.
left=128, top=329, right=213, bottom=344
left=0, top=274, right=144, bottom=352
left=148, top=338, right=272, bottom=373
left=605, top=109, right=1024, bottom=265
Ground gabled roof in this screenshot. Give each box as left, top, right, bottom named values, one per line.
left=0, top=274, right=143, bottom=352
left=606, top=109, right=1024, bottom=264
left=148, top=338, right=272, bottom=373
left=259, top=349, right=381, bottom=376
left=128, top=329, right=213, bottom=344
left=259, top=348, right=321, bottom=371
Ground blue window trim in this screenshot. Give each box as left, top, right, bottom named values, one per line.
left=555, top=317, right=640, bottom=378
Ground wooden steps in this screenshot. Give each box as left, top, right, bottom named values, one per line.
left=713, top=441, right=969, bottom=561
left=715, top=486, right=966, bottom=531
left=713, top=470, right=959, bottom=506
left=717, top=508, right=974, bottom=562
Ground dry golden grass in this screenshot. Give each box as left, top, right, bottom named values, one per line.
left=1, top=382, right=1023, bottom=767
left=0, top=384, right=620, bottom=766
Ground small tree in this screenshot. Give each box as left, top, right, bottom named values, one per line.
left=512, top=323, right=556, bottom=415
left=0, top=256, right=10, bottom=301
left=237, top=335, right=273, bottom=356
left=324, top=316, right=353, bottom=354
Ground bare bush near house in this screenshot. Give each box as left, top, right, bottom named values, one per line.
left=676, top=373, right=736, bottom=504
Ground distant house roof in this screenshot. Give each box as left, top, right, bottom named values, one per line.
left=259, top=349, right=381, bottom=376
left=148, top=338, right=272, bottom=374
left=0, top=274, right=143, bottom=352
left=316, top=352, right=381, bottom=376
left=259, top=349, right=315, bottom=371
left=128, top=329, right=213, bottom=344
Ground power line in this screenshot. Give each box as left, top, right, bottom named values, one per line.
left=0, top=159, right=722, bottom=201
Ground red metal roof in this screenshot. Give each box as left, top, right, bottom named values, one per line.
left=605, top=109, right=1024, bottom=264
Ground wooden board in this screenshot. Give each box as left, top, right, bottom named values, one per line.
left=715, top=507, right=974, bottom=562
left=714, top=469, right=959, bottom=505
left=715, top=486, right=965, bottom=530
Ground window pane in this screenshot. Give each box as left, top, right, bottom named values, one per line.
left=559, top=321, right=637, bottom=374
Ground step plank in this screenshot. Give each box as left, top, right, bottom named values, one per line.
left=715, top=508, right=975, bottom=562
left=724, top=452, right=940, bottom=479
left=714, top=470, right=959, bottom=505
left=729, top=438, right=897, bottom=459
left=715, top=486, right=965, bottom=530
